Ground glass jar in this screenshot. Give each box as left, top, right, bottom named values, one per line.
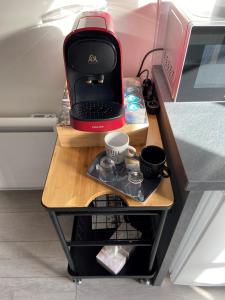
left=59, top=98, right=71, bottom=126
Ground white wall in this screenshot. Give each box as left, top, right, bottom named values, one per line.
left=0, top=0, right=68, bottom=117
left=0, top=0, right=53, bottom=39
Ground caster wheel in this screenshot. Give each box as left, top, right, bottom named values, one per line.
left=144, top=279, right=151, bottom=286
left=73, top=278, right=82, bottom=285
left=138, top=279, right=151, bottom=286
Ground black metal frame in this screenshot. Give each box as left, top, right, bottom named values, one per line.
left=47, top=196, right=169, bottom=280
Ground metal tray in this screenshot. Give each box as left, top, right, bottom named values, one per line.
left=87, top=151, right=160, bottom=202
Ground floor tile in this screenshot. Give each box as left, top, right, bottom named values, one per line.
left=76, top=278, right=183, bottom=300
left=0, top=241, right=67, bottom=277
left=0, top=241, right=64, bottom=259
left=0, top=277, right=76, bottom=300
left=0, top=212, right=73, bottom=242
left=76, top=277, right=225, bottom=300
left=0, top=191, right=43, bottom=213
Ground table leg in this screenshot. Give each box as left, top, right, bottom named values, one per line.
left=149, top=210, right=168, bottom=272
left=48, top=210, right=76, bottom=273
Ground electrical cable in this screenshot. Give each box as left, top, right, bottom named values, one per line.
left=136, top=48, right=163, bottom=115
left=138, top=69, right=149, bottom=79
left=136, top=47, right=163, bottom=77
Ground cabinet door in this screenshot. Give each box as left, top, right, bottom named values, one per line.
left=170, top=191, right=225, bottom=286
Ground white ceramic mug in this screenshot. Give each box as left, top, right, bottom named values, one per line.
left=104, top=132, right=136, bottom=164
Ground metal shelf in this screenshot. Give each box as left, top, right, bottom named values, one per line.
left=48, top=195, right=168, bottom=280
left=65, top=196, right=161, bottom=278
left=68, top=245, right=155, bottom=278
left=69, top=211, right=160, bottom=247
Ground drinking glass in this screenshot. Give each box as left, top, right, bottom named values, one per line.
left=96, top=156, right=117, bottom=182
left=127, top=171, right=144, bottom=199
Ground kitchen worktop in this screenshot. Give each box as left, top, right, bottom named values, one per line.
left=164, top=101, right=225, bottom=191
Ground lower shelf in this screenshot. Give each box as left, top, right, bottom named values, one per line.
left=68, top=246, right=154, bottom=278
left=68, top=205, right=159, bottom=279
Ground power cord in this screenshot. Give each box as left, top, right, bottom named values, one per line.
left=136, top=47, right=163, bottom=77
left=136, top=48, right=164, bottom=115
left=138, top=69, right=149, bottom=79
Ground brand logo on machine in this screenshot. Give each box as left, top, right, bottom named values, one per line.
left=88, top=54, right=98, bottom=64
left=92, top=125, right=104, bottom=128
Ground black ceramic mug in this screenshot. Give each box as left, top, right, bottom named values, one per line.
left=139, top=145, right=170, bottom=179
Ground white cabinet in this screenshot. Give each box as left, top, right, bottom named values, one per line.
left=170, top=191, right=225, bottom=286
left=0, top=117, right=57, bottom=189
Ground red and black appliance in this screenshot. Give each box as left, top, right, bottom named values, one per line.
left=63, top=11, right=125, bottom=132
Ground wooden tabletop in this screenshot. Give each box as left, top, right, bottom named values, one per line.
left=42, top=115, right=174, bottom=209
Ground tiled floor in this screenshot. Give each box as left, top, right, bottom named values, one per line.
left=0, top=190, right=225, bottom=300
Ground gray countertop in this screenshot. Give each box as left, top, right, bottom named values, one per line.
left=164, top=102, right=225, bottom=191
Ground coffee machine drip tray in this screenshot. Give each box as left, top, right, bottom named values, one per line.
left=70, top=101, right=124, bottom=121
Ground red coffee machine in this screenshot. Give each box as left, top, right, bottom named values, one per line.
left=63, top=11, right=125, bottom=132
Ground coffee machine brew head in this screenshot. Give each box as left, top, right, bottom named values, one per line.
left=63, top=11, right=125, bottom=132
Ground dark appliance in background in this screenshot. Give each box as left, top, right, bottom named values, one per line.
left=63, top=11, right=125, bottom=132
left=156, top=2, right=225, bottom=102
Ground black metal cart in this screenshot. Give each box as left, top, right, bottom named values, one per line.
left=48, top=195, right=170, bottom=285
left=42, top=115, right=174, bottom=285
